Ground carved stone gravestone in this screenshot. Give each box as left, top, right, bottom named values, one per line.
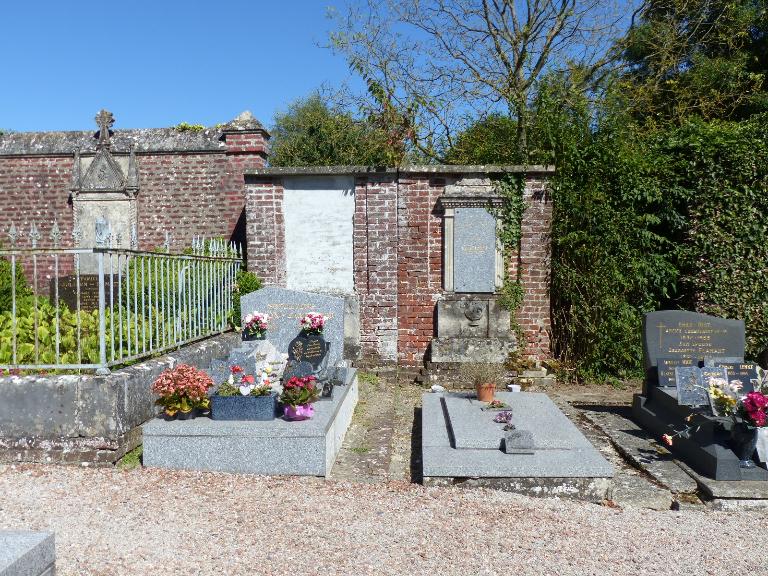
left=239, top=287, right=345, bottom=367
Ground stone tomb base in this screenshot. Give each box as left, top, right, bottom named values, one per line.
left=422, top=392, right=613, bottom=501
left=633, top=387, right=768, bottom=481
left=142, top=374, right=358, bottom=477
left=0, top=531, right=55, bottom=576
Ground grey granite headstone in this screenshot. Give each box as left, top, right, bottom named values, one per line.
left=504, top=429, right=534, bottom=454
left=240, top=287, right=345, bottom=366
left=453, top=207, right=496, bottom=293
left=675, top=366, right=707, bottom=407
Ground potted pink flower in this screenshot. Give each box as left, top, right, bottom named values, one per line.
left=151, top=364, right=213, bottom=420
left=280, top=375, right=320, bottom=420
left=300, top=312, right=325, bottom=335
left=242, top=311, right=269, bottom=341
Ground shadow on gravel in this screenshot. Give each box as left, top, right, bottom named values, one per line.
left=410, top=407, right=423, bottom=484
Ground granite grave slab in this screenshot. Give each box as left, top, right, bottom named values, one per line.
left=453, top=207, right=497, bottom=293
left=0, top=531, right=55, bottom=576
left=143, top=370, right=358, bottom=477
left=422, top=392, right=613, bottom=500
left=240, top=287, right=345, bottom=366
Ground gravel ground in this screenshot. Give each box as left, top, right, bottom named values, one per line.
left=2, top=464, right=767, bottom=576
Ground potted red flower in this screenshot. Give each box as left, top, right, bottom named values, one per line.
left=212, top=365, right=277, bottom=421
left=280, top=375, right=320, bottom=420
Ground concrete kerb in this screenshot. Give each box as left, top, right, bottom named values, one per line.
left=0, top=333, right=241, bottom=465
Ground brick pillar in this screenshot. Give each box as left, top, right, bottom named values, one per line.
left=244, top=179, right=285, bottom=285
left=354, top=176, right=399, bottom=361
left=509, top=174, right=552, bottom=359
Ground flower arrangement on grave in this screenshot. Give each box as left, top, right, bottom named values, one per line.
left=151, top=364, right=213, bottom=419
left=661, top=376, right=768, bottom=468
left=242, top=311, right=269, bottom=339
left=300, top=312, right=325, bottom=335
left=459, top=362, right=506, bottom=403
left=217, top=365, right=272, bottom=397
left=280, top=375, right=320, bottom=420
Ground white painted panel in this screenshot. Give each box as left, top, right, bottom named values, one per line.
left=283, top=176, right=355, bottom=294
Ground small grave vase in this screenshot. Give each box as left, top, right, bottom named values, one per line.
left=283, top=403, right=314, bottom=421
left=242, top=330, right=266, bottom=342
left=176, top=409, right=196, bottom=421
left=730, top=424, right=758, bottom=468
left=476, top=382, right=496, bottom=403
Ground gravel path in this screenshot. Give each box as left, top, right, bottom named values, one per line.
left=2, top=465, right=766, bottom=576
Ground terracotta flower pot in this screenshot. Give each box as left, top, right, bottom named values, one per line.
left=476, top=382, right=496, bottom=402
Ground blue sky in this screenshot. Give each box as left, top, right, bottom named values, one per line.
left=0, top=1, right=358, bottom=132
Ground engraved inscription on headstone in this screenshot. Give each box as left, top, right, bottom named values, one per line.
left=700, top=366, right=729, bottom=389
left=705, top=359, right=757, bottom=394
left=657, top=356, right=701, bottom=388
left=453, top=207, right=497, bottom=293
left=50, top=275, right=119, bottom=311
left=643, top=311, right=745, bottom=371
left=675, top=366, right=708, bottom=406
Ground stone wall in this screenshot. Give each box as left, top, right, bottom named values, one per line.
left=244, top=166, right=553, bottom=365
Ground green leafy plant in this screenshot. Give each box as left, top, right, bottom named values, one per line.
left=174, top=122, right=205, bottom=132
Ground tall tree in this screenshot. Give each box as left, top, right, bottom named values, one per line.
left=331, top=0, right=630, bottom=160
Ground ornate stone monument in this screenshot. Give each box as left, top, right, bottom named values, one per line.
left=431, top=178, right=516, bottom=363
left=70, top=109, right=139, bottom=272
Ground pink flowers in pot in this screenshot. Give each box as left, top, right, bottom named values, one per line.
left=242, top=311, right=269, bottom=338
left=151, top=364, right=213, bottom=417
left=300, top=312, right=325, bottom=334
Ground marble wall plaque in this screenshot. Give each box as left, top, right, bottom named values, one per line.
left=453, top=207, right=496, bottom=293
left=240, top=287, right=345, bottom=366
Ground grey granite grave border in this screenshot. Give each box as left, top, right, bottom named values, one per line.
left=0, top=531, right=55, bottom=576
left=143, top=371, right=358, bottom=477
left=422, top=392, right=613, bottom=501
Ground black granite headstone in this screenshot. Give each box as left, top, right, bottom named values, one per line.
left=643, top=311, right=745, bottom=392
left=675, top=366, right=708, bottom=407
left=287, top=334, right=329, bottom=369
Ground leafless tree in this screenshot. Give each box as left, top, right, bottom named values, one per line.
left=331, top=0, right=632, bottom=159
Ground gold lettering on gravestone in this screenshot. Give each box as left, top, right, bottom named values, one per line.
left=291, top=340, right=304, bottom=361
left=305, top=339, right=323, bottom=359
left=656, top=320, right=729, bottom=357
left=461, top=244, right=489, bottom=254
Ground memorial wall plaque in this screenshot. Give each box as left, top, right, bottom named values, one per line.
left=704, top=359, right=757, bottom=394
left=240, top=287, right=345, bottom=366
left=657, top=356, right=701, bottom=388
left=453, top=207, right=497, bottom=293
left=50, top=275, right=120, bottom=311
left=643, top=311, right=745, bottom=371
left=675, top=366, right=707, bottom=406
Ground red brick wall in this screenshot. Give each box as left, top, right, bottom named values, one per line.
left=396, top=176, right=444, bottom=364
left=508, top=175, right=553, bottom=361
left=0, top=134, right=267, bottom=254
left=244, top=170, right=552, bottom=365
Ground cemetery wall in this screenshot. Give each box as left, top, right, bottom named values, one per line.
left=0, top=123, right=268, bottom=259
left=244, top=166, right=553, bottom=365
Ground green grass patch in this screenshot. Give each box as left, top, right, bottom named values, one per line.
left=117, top=445, right=143, bottom=470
